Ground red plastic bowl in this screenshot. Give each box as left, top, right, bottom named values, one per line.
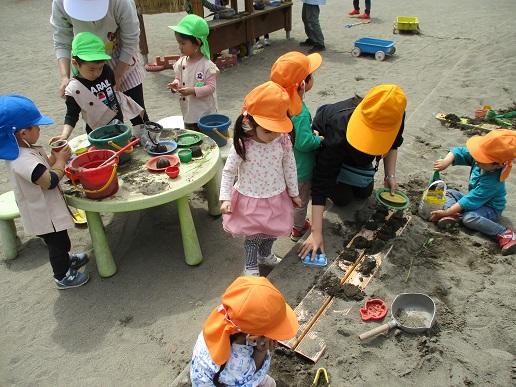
left=165, top=165, right=180, bottom=179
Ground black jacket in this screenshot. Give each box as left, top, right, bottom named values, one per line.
left=311, top=97, right=405, bottom=205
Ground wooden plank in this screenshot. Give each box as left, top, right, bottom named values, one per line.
left=290, top=213, right=412, bottom=361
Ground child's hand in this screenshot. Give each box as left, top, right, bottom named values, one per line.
left=313, top=130, right=324, bottom=142
left=429, top=210, right=447, bottom=222
left=177, top=87, right=195, bottom=96
left=434, top=158, right=451, bottom=171
left=291, top=196, right=302, bottom=208
left=53, top=145, right=71, bottom=161
left=48, top=134, right=67, bottom=145
left=220, top=200, right=232, bottom=214
left=167, top=80, right=179, bottom=93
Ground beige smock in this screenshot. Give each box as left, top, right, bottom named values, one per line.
left=6, top=147, right=74, bottom=235
left=173, top=56, right=219, bottom=124
left=65, top=79, right=143, bottom=130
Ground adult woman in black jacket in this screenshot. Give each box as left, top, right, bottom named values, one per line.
left=298, top=84, right=407, bottom=259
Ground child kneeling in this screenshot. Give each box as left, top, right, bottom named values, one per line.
left=431, top=129, right=516, bottom=255
left=190, top=276, right=298, bottom=386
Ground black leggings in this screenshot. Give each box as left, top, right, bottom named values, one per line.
left=123, top=83, right=149, bottom=125
left=353, top=0, right=371, bottom=14
left=328, top=182, right=374, bottom=206
left=38, top=230, right=71, bottom=280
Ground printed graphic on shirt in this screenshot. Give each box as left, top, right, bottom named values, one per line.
left=196, top=72, right=204, bottom=81
left=90, top=79, right=118, bottom=115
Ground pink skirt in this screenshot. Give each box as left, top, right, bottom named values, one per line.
left=223, top=189, right=294, bottom=237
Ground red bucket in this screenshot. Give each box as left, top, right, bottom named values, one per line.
left=69, top=150, right=119, bottom=199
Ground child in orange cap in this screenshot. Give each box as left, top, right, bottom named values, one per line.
left=190, top=276, right=299, bottom=386
left=219, top=81, right=301, bottom=276
left=430, top=129, right=516, bottom=255
left=270, top=51, right=324, bottom=242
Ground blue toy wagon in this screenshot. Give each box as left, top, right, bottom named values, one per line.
left=351, top=37, right=396, bottom=61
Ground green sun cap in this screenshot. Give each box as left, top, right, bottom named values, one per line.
left=72, top=32, right=112, bottom=62
left=169, top=14, right=211, bottom=59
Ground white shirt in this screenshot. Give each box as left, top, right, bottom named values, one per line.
left=220, top=135, right=299, bottom=201
left=6, top=147, right=74, bottom=235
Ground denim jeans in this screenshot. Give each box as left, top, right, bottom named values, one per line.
left=445, top=189, right=506, bottom=237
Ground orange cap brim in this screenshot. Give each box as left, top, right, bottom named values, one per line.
left=254, top=114, right=293, bottom=133
left=347, top=109, right=401, bottom=155
left=307, top=53, right=322, bottom=74
left=466, top=135, right=494, bottom=164
left=260, top=303, right=299, bottom=340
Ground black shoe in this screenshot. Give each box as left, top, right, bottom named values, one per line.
left=299, top=39, right=315, bottom=47
left=308, top=44, right=326, bottom=53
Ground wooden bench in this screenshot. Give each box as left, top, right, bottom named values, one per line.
left=0, top=191, right=20, bottom=260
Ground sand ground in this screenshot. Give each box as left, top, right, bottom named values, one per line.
left=1, top=0, right=515, bottom=386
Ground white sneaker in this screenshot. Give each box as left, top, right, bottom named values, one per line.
left=258, top=254, right=281, bottom=266
left=254, top=41, right=264, bottom=49
left=264, top=38, right=271, bottom=47
left=243, top=268, right=260, bottom=276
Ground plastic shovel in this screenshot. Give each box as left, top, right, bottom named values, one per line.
left=98, top=138, right=140, bottom=168
left=359, top=293, right=436, bottom=341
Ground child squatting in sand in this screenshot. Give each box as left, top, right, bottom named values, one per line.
left=430, top=129, right=516, bottom=255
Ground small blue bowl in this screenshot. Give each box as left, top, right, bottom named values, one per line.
left=146, top=140, right=178, bottom=156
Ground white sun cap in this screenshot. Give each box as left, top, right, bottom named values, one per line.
left=64, top=0, right=109, bottom=22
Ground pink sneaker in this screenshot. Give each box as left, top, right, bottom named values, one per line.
left=497, top=228, right=516, bottom=256
left=359, top=13, right=370, bottom=19
left=348, top=9, right=360, bottom=16
left=290, top=219, right=311, bottom=242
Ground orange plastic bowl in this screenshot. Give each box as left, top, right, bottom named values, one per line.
left=165, top=165, right=180, bottom=179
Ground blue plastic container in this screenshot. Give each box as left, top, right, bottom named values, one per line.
left=303, top=253, right=328, bottom=267
left=352, top=37, right=396, bottom=61
left=197, top=114, right=231, bottom=147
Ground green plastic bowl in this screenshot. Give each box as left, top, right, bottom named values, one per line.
left=375, top=188, right=410, bottom=210
left=178, top=149, right=193, bottom=163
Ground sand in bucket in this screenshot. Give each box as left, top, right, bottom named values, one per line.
left=69, top=150, right=119, bottom=199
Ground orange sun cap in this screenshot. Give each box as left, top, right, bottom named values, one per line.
left=243, top=81, right=293, bottom=133
left=346, top=84, right=407, bottom=156
left=270, top=51, right=322, bottom=115
left=203, top=276, right=299, bottom=365
left=466, top=129, right=516, bottom=181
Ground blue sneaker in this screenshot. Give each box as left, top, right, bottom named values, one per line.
left=55, top=269, right=89, bottom=289
left=69, top=252, right=89, bottom=270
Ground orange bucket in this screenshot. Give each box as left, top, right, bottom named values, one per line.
left=69, top=150, right=119, bottom=199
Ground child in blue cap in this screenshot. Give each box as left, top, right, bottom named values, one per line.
left=0, top=95, right=89, bottom=289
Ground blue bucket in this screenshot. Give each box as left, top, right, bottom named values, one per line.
left=197, top=114, right=231, bottom=147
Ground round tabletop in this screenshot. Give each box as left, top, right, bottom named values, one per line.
left=64, top=129, right=221, bottom=213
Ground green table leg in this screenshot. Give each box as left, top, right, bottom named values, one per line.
left=0, top=219, right=18, bottom=260
left=176, top=196, right=202, bottom=266
left=85, top=211, right=117, bottom=277
left=205, top=175, right=221, bottom=217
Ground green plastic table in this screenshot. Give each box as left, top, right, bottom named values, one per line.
left=64, top=129, right=221, bottom=278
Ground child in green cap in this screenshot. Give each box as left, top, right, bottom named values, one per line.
left=168, top=15, right=219, bottom=131
left=49, top=32, right=144, bottom=145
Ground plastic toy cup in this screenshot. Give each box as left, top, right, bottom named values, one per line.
left=165, top=165, right=180, bottom=179
left=178, top=149, right=193, bottom=163
left=50, top=139, right=68, bottom=152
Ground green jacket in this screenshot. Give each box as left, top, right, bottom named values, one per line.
left=292, top=102, right=321, bottom=182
